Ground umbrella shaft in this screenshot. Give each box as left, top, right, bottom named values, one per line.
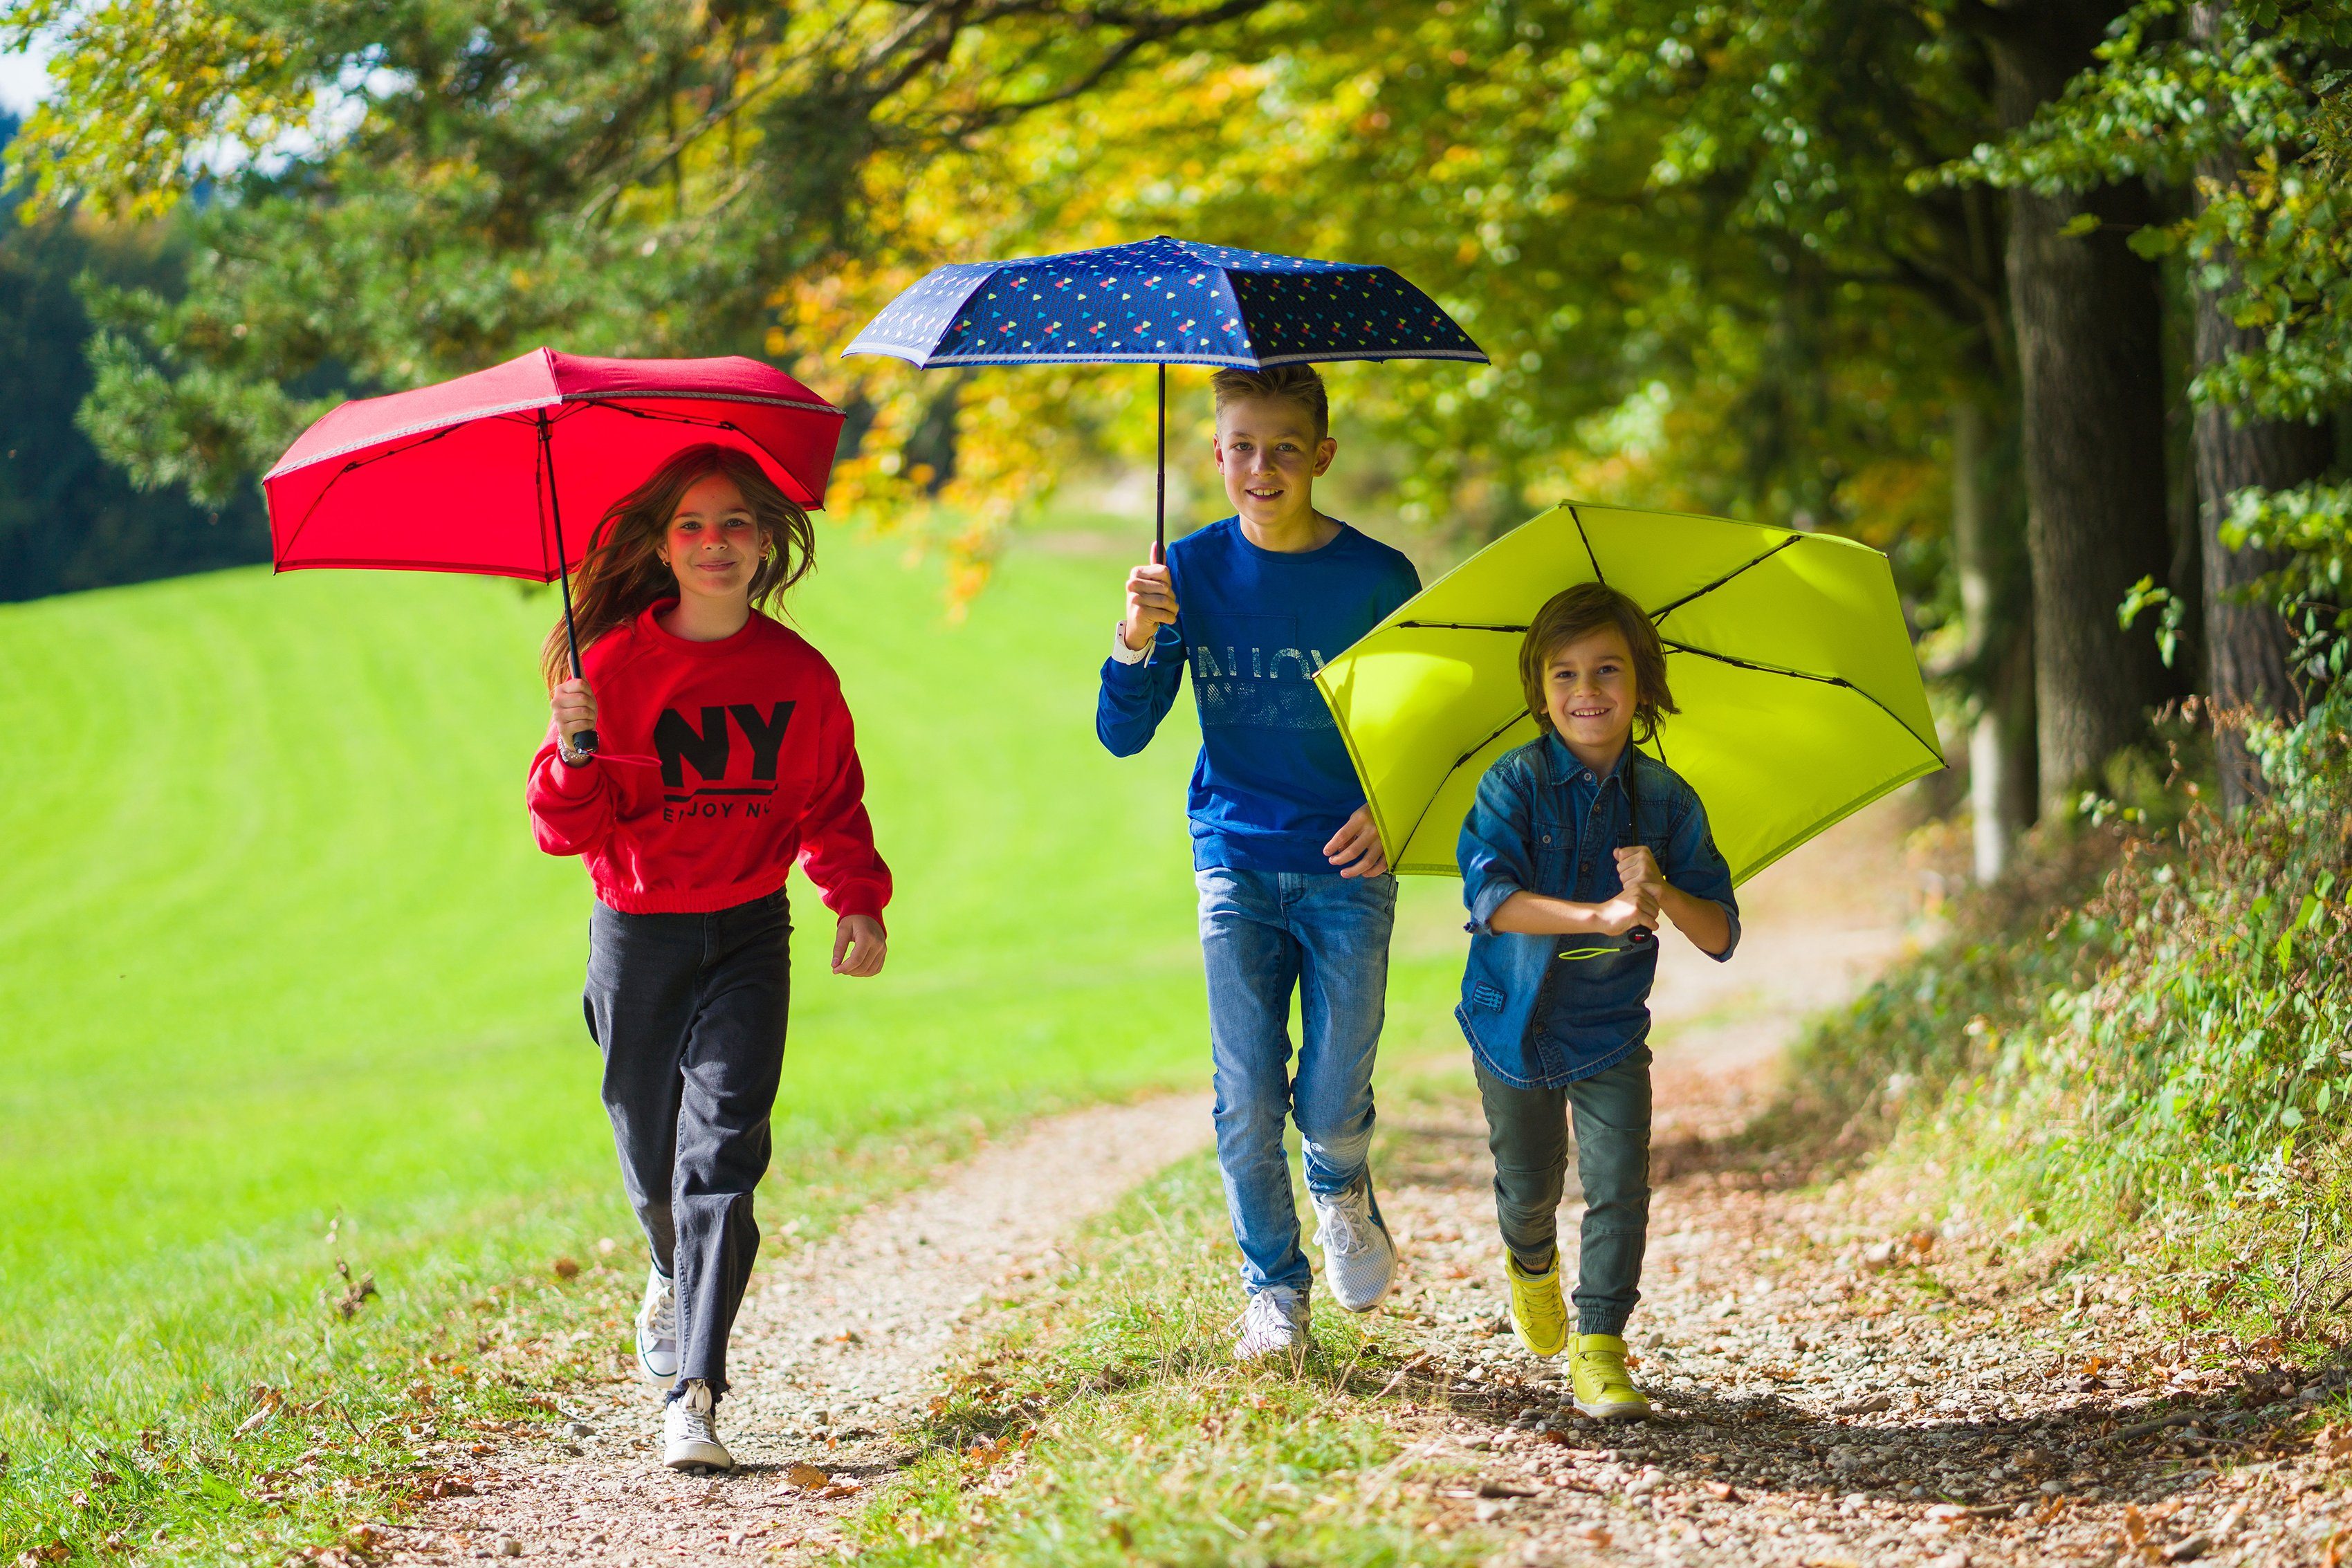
left=1155, top=362, right=1166, bottom=560
left=539, top=412, right=585, bottom=680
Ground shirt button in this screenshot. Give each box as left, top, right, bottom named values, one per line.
left=1541, top=834, right=1551, bottom=844
left=1583, top=771, right=1595, bottom=782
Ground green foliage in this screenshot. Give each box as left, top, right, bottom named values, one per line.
left=0, top=115, right=269, bottom=597
left=1953, top=0, right=2352, bottom=672
left=0, top=0, right=1277, bottom=505
left=1954, top=0, right=2352, bottom=423
left=2225, top=478, right=2352, bottom=683
left=1788, top=683, right=2352, bottom=1251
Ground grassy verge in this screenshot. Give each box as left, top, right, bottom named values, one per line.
left=845, top=1147, right=1490, bottom=1568
left=1775, top=694, right=2352, bottom=1356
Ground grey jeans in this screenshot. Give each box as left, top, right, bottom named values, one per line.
left=1473, top=1045, right=1652, bottom=1336
left=584, top=889, right=790, bottom=1402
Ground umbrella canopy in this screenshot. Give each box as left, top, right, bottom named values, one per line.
left=1314, top=502, right=1945, bottom=885
left=841, top=234, right=1484, bottom=551
left=264, top=347, right=844, bottom=580
left=841, top=234, right=1485, bottom=369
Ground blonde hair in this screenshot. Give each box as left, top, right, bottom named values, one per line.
left=1209, top=364, right=1330, bottom=439
left=540, top=444, right=814, bottom=690
left=1519, top=583, right=1678, bottom=742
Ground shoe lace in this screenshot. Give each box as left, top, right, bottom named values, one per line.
left=1515, top=1274, right=1566, bottom=1335
left=1314, top=1190, right=1369, bottom=1258
left=1233, top=1287, right=1305, bottom=1343
left=675, top=1385, right=718, bottom=1441
left=1579, top=1341, right=1632, bottom=1391
left=647, top=1276, right=677, bottom=1340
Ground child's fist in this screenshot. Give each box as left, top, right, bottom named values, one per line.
left=551, top=678, right=597, bottom=750
left=1121, top=545, right=1180, bottom=650
left=1595, top=887, right=1660, bottom=936
left=1615, top=845, right=1663, bottom=900
left=833, top=914, right=887, bottom=977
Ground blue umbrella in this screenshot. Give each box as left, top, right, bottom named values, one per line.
left=841, top=234, right=1486, bottom=552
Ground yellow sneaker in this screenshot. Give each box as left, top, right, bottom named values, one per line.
left=1503, top=1253, right=1568, bottom=1359
left=1570, top=1334, right=1651, bottom=1421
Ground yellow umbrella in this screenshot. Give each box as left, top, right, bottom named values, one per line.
left=1314, top=501, right=1945, bottom=883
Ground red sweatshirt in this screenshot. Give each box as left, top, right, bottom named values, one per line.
left=526, top=603, right=891, bottom=921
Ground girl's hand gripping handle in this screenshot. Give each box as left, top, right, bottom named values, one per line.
left=553, top=677, right=600, bottom=762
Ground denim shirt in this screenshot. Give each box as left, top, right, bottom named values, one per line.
left=1455, top=732, right=1739, bottom=1089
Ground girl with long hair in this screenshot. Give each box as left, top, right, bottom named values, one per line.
left=527, top=442, right=890, bottom=1472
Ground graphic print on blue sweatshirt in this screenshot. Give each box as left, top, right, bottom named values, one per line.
left=1096, top=516, right=1420, bottom=874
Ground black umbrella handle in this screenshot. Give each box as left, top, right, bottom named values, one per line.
left=1625, top=746, right=1651, bottom=944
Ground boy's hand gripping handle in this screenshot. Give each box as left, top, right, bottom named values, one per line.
left=1624, top=749, right=1652, bottom=946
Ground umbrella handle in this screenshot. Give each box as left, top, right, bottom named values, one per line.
left=571, top=727, right=600, bottom=757
left=1628, top=925, right=1652, bottom=946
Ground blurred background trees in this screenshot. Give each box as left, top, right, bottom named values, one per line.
left=2, top=0, right=2346, bottom=863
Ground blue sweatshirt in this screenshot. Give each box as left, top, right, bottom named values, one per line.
left=1096, top=516, right=1420, bottom=873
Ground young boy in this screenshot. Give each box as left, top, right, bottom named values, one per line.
left=1454, top=583, right=1738, bottom=1419
left=1098, top=364, right=1420, bottom=1359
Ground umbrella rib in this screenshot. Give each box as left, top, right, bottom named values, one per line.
left=1394, top=708, right=1536, bottom=860
left=1646, top=537, right=1801, bottom=625
left=569, top=389, right=843, bottom=416
left=1660, top=639, right=1945, bottom=768
left=1570, top=506, right=1604, bottom=584
left=576, top=403, right=833, bottom=505
left=276, top=423, right=472, bottom=564
left=1394, top=620, right=1527, bottom=633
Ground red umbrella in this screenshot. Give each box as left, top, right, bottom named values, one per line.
left=264, top=347, right=845, bottom=755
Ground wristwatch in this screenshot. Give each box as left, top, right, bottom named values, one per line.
left=559, top=739, right=594, bottom=767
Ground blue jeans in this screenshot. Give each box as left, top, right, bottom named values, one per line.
left=1197, top=866, right=1398, bottom=1295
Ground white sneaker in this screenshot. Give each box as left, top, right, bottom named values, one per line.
left=636, top=1266, right=679, bottom=1381
left=1233, top=1286, right=1310, bottom=1362
left=663, top=1380, right=733, bottom=1471
left=1311, top=1179, right=1397, bottom=1312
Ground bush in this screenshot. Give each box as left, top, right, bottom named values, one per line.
left=1781, top=688, right=2352, bottom=1240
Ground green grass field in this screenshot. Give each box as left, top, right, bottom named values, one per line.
left=0, top=524, right=1475, bottom=1557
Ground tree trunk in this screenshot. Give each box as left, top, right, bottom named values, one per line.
left=1952, top=398, right=2037, bottom=879
left=1978, top=1, right=2183, bottom=809
left=2188, top=6, right=2336, bottom=812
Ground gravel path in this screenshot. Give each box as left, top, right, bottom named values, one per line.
left=376, top=1093, right=1211, bottom=1562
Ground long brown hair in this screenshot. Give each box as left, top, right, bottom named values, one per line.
left=541, top=443, right=815, bottom=690
left=1518, top=582, right=1678, bottom=743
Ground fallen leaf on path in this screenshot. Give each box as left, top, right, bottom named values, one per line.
left=784, top=1462, right=830, bottom=1490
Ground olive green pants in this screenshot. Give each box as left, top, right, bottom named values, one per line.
left=1473, top=1045, right=1652, bottom=1336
